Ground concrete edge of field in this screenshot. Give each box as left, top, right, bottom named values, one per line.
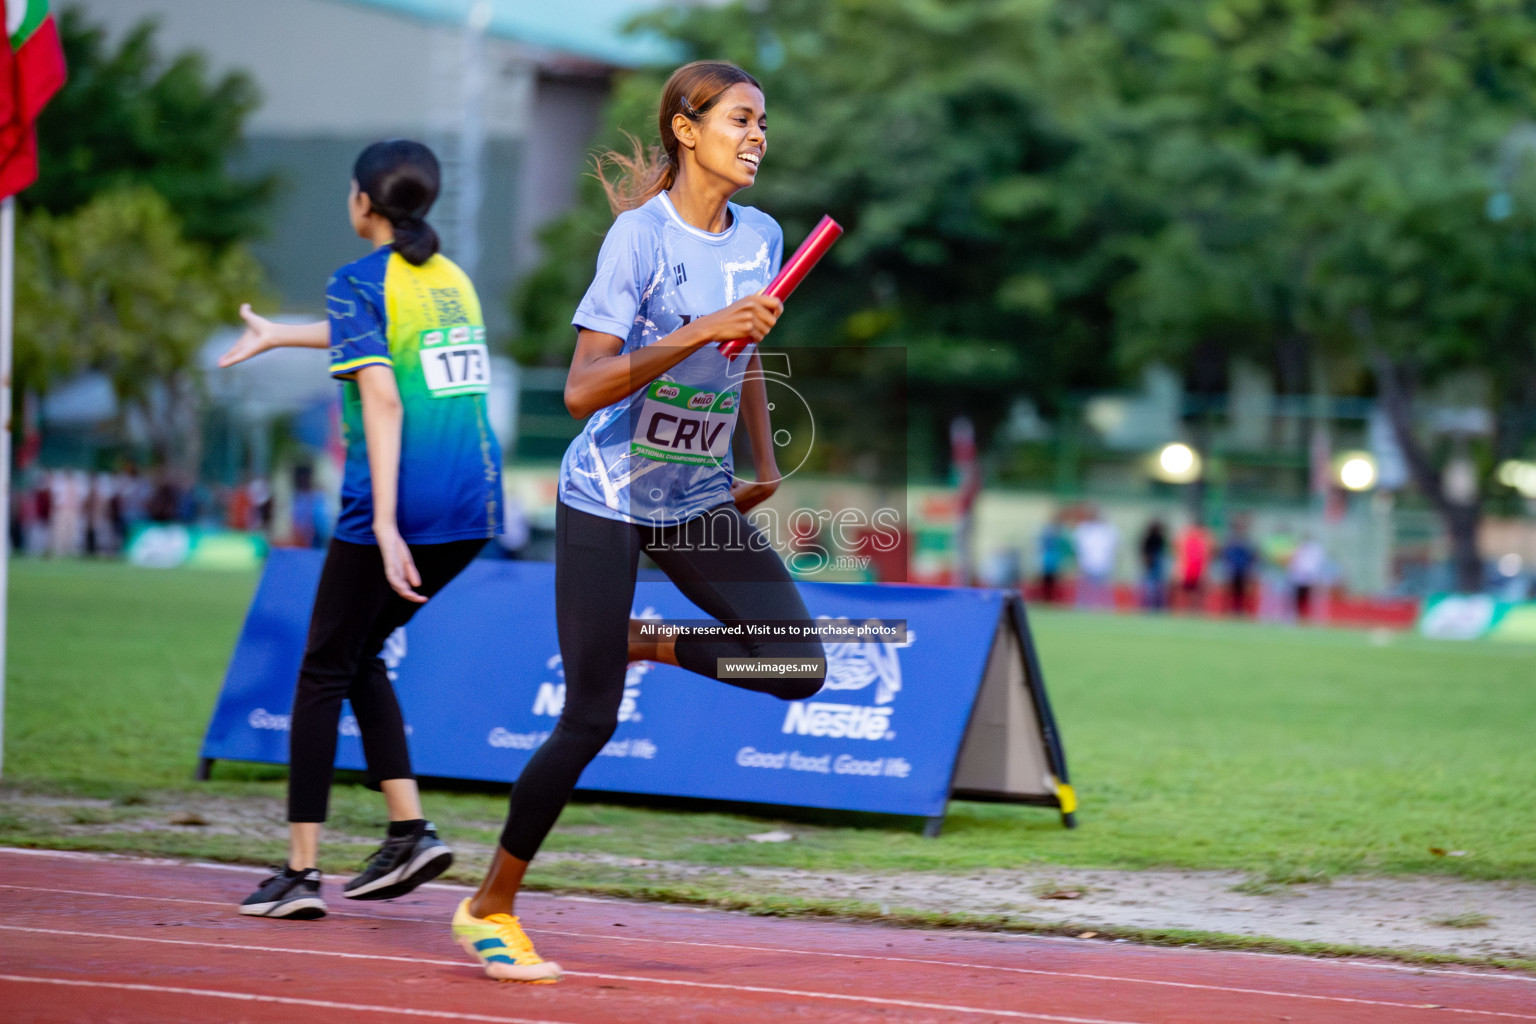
left=509, top=877, right=1536, bottom=975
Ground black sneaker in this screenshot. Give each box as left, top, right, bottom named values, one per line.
left=239, top=867, right=327, bottom=919
left=343, top=823, right=453, bottom=901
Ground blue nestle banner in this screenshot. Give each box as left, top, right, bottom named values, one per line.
left=201, top=549, right=1010, bottom=819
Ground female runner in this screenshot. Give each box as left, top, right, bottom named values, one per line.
left=219, top=140, right=502, bottom=919
left=450, top=60, right=826, bottom=983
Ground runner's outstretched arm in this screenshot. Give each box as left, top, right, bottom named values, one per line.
left=218, top=304, right=328, bottom=367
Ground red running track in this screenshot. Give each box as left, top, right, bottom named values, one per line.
left=0, top=848, right=1531, bottom=1024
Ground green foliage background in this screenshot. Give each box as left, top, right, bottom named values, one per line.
left=28, top=6, right=275, bottom=250
left=16, top=188, right=268, bottom=467
left=15, top=7, right=275, bottom=468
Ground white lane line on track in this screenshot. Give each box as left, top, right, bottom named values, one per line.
left=0, top=881, right=462, bottom=916
left=567, top=971, right=1149, bottom=1024
left=2, top=923, right=1531, bottom=1023
left=0, top=925, right=1145, bottom=1024
left=0, top=974, right=572, bottom=1024
left=0, top=883, right=230, bottom=907
left=512, top=925, right=1536, bottom=1016
left=3, top=880, right=1532, bottom=1016
left=4, top=850, right=1534, bottom=990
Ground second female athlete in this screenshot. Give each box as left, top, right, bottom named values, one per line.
left=449, top=60, right=827, bottom=982
left=219, top=140, right=501, bottom=920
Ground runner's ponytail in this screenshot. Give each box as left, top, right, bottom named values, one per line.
left=354, top=140, right=442, bottom=266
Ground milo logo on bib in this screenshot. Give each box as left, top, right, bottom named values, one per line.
left=631, top=380, right=740, bottom=466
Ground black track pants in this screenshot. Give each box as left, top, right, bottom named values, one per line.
left=498, top=502, right=826, bottom=860
left=287, top=537, right=484, bottom=823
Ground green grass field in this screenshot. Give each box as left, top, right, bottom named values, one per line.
left=3, top=559, right=1534, bottom=884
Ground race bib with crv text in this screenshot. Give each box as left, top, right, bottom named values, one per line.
left=630, top=380, right=739, bottom=466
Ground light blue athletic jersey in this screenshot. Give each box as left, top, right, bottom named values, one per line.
left=561, top=192, right=783, bottom=525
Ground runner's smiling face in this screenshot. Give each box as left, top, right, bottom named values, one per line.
left=676, top=82, right=767, bottom=193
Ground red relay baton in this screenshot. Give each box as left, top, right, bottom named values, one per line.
left=719, top=215, right=843, bottom=360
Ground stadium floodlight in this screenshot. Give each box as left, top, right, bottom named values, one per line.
left=1337, top=453, right=1377, bottom=492
left=1151, top=442, right=1201, bottom=483
left=1496, top=459, right=1536, bottom=498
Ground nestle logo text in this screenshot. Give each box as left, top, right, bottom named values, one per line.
left=781, top=701, right=893, bottom=741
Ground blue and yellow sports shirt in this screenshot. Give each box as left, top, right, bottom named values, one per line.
left=326, top=245, right=503, bottom=545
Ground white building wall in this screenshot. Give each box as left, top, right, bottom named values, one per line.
left=65, top=0, right=538, bottom=138
left=64, top=0, right=615, bottom=334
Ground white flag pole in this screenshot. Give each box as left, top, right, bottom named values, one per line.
left=0, top=195, right=15, bottom=778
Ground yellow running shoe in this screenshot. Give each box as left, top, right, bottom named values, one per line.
left=451, top=898, right=562, bottom=983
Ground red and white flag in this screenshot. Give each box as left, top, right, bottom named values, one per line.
left=0, top=0, right=66, bottom=199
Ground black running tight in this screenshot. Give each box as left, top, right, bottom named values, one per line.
left=287, top=537, right=484, bottom=823
left=498, top=502, right=826, bottom=860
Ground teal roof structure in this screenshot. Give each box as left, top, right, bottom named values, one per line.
left=333, top=0, right=677, bottom=67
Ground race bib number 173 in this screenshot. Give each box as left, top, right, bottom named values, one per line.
left=420, top=326, right=490, bottom=397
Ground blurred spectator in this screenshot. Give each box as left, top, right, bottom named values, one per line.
left=1289, top=535, right=1329, bottom=620
left=1037, top=514, right=1070, bottom=602
left=853, top=514, right=909, bottom=583
left=248, top=476, right=273, bottom=531
left=1257, top=526, right=1296, bottom=621
left=289, top=464, right=331, bottom=549
left=1073, top=506, right=1119, bottom=610
left=1175, top=520, right=1212, bottom=611
left=86, top=472, right=119, bottom=555
left=226, top=479, right=252, bottom=530
left=117, top=463, right=149, bottom=536
left=979, top=546, right=1022, bottom=588
left=146, top=468, right=182, bottom=523
left=178, top=478, right=205, bottom=524
left=491, top=492, right=531, bottom=559
left=1222, top=517, right=1258, bottom=616
left=107, top=473, right=128, bottom=550
left=20, top=472, right=49, bottom=555
left=49, top=470, right=86, bottom=557
left=12, top=466, right=157, bottom=557
left=1139, top=519, right=1169, bottom=610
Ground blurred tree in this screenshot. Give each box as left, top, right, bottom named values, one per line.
left=13, top=215, right=76, bottom=396
left=25, top=6, right=275, bottom=249
left=511, top=171, right=618, bottom=367
left=17, top=188, right=270, bottom=472
left=1094, top=0, right=1536, bottom=590
left=1296, top=131, right=1536, bottom=592
left=14, top=7, right=277, bottom=472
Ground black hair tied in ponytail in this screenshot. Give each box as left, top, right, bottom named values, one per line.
left=354, top=139, right=441, bottom=265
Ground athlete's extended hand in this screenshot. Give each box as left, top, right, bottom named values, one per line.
left=375, top=521, right=427, bottom=603
left=731, top=472, right=781, bottom=514
left=218, top=304, right=281, bottom=368
left=699, top=294, right=783, bottom=345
